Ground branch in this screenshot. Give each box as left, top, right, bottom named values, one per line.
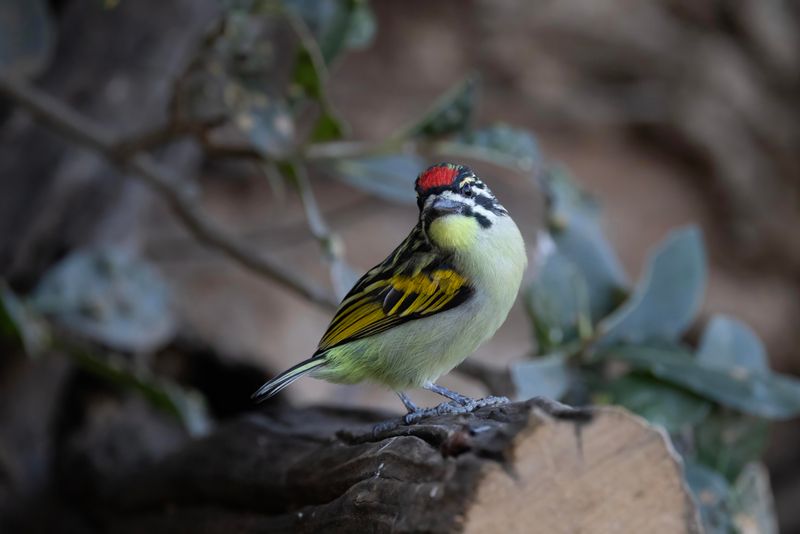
left=0, top=73, right=338, bottom=310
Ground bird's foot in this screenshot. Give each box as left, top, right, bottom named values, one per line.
left=402, top=395, right=510, bottom=425
left=402, top=401, right=466, bottom=425
left=371, top=395, right=512, bottom=434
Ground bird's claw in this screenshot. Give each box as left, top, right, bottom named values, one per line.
left=402, top=395, right=510, bottom=425
left=372, top=396, right=512, bottom=434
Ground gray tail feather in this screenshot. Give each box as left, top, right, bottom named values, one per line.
left=251, top=357, right=326, bottom=403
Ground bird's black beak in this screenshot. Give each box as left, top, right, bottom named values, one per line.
left=431, top=196, right=463, bottom=216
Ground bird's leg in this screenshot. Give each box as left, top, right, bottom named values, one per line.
left=397, top=391, right=419, bottom=413
left=424, top=382, right=473, bottom=406
left=424, top=382, right=510, bottom=410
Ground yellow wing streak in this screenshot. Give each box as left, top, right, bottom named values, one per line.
left=316, top=268, right=470, bottom=352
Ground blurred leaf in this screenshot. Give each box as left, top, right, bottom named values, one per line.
left=695, top=410, right=769, bottom=481
left=698, top=315, right=768, bottom=372
left=30, top=248, right=176, bottom=354
left=0, top=283, right=50, bottom=357
left=550, top=223, right=628, bottom=322
left=511, top=353, right=570, bottom=401
left=598, top=345, right=800, bottom=420
left=731, top=463, right=778, bottom=534
left=684, top=461, right=736, bottom=534
left=540, top=168, right=627, bottom=321
left=405, top=74, right=479, bottom=139
left=541, top=166, right=601, bottom=226
left=289, top=17, right=349, bottom=142
left=292, top=46, right=324, bottom=99
left=310, top=109, right=347, bottom=142
left=0, top=0, right=54, bottom=78
left=237, top=97, right=295, bottom=157
left=526, top=251, right=591, bottom=351
left=599, top=374, right=711, bottom=433
left=451, top=124, right=541, bottom=171
left=284, top=0, right=376, bottom=64
left=70, top=347, right=209, bottom=436
left=333, top=154, right=426, bottom=204
left=598, top=227, right=706, bottom=346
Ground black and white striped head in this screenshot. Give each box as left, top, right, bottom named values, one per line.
left=415, top=163, right=508, bottom=230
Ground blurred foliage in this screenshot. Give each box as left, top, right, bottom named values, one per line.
left=0, top=0, right=53, bottom=78
left=0, top=251, right=208, bottom=437
left=515, top=169, right=795, bottom=533
left=0, top=1, right=794, bottom=531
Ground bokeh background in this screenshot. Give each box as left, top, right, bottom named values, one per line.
left=1, top=0, right=798, bottom=531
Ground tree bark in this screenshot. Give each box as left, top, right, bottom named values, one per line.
left=81, top=401, right=700, bottom=533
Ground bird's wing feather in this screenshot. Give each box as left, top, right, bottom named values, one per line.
left=315, top=230, right=474, bottom=353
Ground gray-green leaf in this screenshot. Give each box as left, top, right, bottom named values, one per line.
left=405, top=74, right=479, bottom=139
left=598, top=227, right=706, bottom=346
left=598, top=345, right=800, bottom=420
left=332, top=154, right=426, bottom=204
left=539, top=167, right=628, bottom=321
left=599, top=374, right=711, bottom=433
left=526, top=251, right=591, bottom=351
left=694, top=410, right=769, bottom=481
left=511, top=353, right=571, bottom=401
left=698, top=314, right=768, bottom=372
left=30, top=248, right=176, bottom=354
left=684, top=461, right=735, bottom=534
left=452, top=124, right=541, bottom=171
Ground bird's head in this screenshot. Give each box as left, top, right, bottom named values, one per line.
left=415, top=163, right=509, bottom=252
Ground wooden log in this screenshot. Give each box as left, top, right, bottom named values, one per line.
left=87, top=400, right=700, bottom=533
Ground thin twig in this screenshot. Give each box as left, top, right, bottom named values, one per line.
left=284, top=161, right=354, bottom=300
left=0, top=73, right=338, bottom=310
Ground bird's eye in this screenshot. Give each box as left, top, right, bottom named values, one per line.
left=462, top=184, right=474, bottom=197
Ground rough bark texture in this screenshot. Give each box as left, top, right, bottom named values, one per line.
left=67, top=401, right=701, bottom=533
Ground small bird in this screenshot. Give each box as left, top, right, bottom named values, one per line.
left=252, top=163, right=527, bottom=423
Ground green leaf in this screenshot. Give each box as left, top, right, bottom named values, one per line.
left=730, top=463, right=778, bottom=534
left=598, top=227, right=706, bottom=346
left=511, top=353, right=571, bottom=401
left=695, top=410, right=769, bottom=481
left=332, top=154, right=426, bottom=204
left=30, top=248, right=176, bottom=354
left=0, top=0, right=54, bottom=77
left=540, top=166, right=601, bottom=227
left=698, top=315, right=768, bottom=372
left=292, top=46, right=324, bottom=99
left=288, top=17, right=349, bottom=142
left=69, top=347, right=210, bottom=436
left=526, top=252, right=591, bottom=351
left=0, top=283, right=50, bottom=357
left=599, top=374, right=711, bottom=433
left=684, top=461, right=736, bottom=534
left=549, top=223, right=628, bottom=322
left=598, top=345, right=800, bottom=420
left=452, top=124, right=541, bottom=171
left=405, top=74, right=479, bottom=139
left=310, top=109, right=347, bottom=142
left=540, top=167, right=627, bottom=321
left=285, top=0, right=376, bottom=65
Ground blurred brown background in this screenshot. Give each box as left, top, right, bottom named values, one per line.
left=1, top=0, right=798, bottom=531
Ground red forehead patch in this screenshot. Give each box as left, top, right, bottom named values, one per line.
left=416, top=166, right=458, bottom=192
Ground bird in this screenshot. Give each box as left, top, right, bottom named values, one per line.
left=252, top=163, right=527, bottom=423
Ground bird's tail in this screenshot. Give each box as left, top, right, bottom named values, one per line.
left=251, top=357, right=326, bottom=403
